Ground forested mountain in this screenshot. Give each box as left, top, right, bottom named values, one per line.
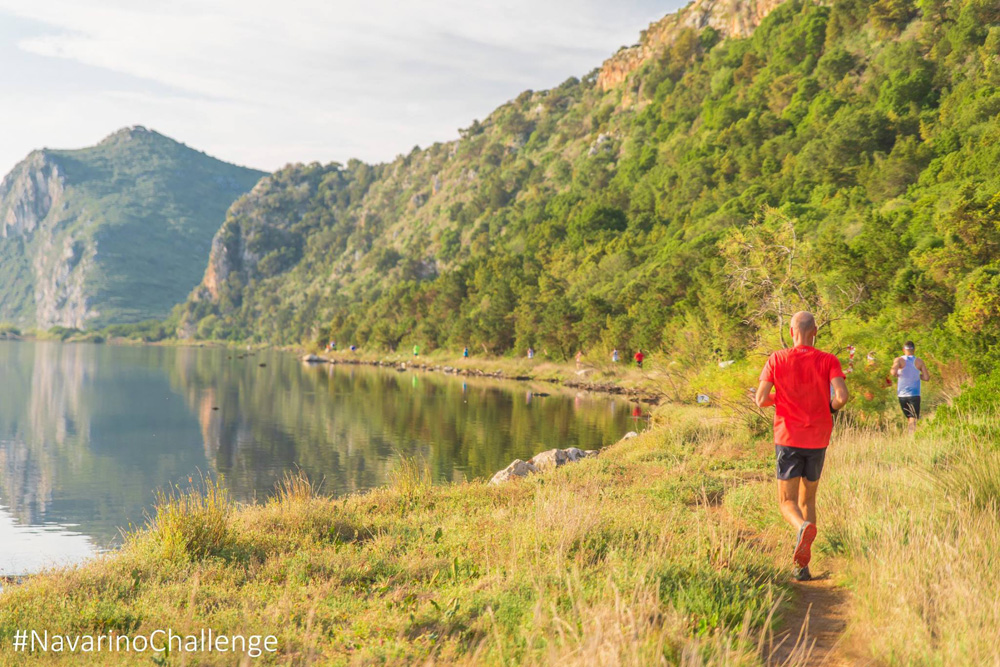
left=179, top=0, right=1000, bottom=369
left=0, top=127, right=265, bottom=329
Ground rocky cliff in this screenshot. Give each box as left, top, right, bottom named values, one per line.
left=0, top=151, right=65, bottom=239
left=0, top=127, right=266, bottom=329
left=597, top=0, right=788, bottom=93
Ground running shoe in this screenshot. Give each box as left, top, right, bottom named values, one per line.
left=794, top=521, right=817, bottom=568
left=792, top=565, right=812, bottom=581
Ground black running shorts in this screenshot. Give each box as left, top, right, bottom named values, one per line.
left=899, top=396, right=921, bottom=419
left=775, top=445, right=827, bottom=482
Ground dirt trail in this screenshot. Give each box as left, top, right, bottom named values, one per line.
left=766, top=573, right=869, bottom=666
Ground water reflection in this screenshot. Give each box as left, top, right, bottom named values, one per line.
left=0, top=342, right=640, bottom=574
left=0, top=505, right=95, bottom=576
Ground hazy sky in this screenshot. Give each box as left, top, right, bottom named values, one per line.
left=0, top=1, right=682, bottom=176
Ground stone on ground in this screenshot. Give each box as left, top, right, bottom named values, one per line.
left=529, top=448, right=569, bottom=471
left=489, top=459, right=538, bottom=485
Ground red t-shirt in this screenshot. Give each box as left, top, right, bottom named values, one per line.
left=760, top=345, right=845, bottom=449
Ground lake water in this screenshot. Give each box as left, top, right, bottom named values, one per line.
left=0, top=341, right=642, bottom=575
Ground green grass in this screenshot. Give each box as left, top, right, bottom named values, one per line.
left=4, top=405, right=1000, bottom=664
left=817, top=414, right=1000, bottom=663
left=0, top=407, right=791, bottom=665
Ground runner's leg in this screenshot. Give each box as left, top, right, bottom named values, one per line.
left=778, top=478, right=805, bottom=530
left=901, top=397, right=920, bottom=433
left=798, top=477, right=819, bottom=525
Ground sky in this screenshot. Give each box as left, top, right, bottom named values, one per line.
left=0, top=1, right=683, bottom=177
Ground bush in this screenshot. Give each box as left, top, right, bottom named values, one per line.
left=937, top=367, right=1000, bottom=418
left=45, top=326, right=82, bottom=341
left=146, top=480, right=234, bottom=561
left=102, top=319, right=170, bottom=342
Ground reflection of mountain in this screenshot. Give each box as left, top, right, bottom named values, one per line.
left=0, top=342, right=94, bottom=527
left=0, top=342, right=207, bottom=545
left=164, top=351, right=633, bottom=499
left=0, top=341, right=633, bottom=560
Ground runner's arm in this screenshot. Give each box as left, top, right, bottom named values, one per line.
left=831, top=376, right=849, bottom=411
left=755, top=381, right=775, bottom=408
left=917, top=358, right=930, bottom=381
left=890, top=357, right=903, bottom=377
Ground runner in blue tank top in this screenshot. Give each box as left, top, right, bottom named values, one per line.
left=891, top=341, right=930, bottom=433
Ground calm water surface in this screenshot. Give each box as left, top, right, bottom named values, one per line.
left=0, top=341, right=643, bottom=575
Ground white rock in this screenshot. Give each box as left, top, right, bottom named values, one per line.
left=302, top=354, right=325, bottom=363
left=621, top=431, right=639, bottom=441
left=583, top=450, right=600, bottom=458
left=564, top=447, right=586, bottom=462
left=529, top=448, right=569, bottom=472
left=489, top=459, right=537, bottom=485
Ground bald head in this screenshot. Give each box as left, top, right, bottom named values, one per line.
left=790, top=311, right=817, bottom=346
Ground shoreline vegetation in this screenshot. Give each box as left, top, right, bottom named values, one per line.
left=0, top=329, right=668, bottom=404
left=3, top=402, right=999, bottom=664
left=299, top=350, right=666, bottom=404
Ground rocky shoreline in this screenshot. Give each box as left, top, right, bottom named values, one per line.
left=301, top=354, right=662, bottom=404
left=488, top=431, right=638, bottom=485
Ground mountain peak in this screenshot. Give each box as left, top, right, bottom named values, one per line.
left=0, top=128, right=266, bottom=329
left=97, top=125, right=162, bottom=147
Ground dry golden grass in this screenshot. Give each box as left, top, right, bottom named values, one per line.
left=0, top=406, right=798, bottom=665
left=818, top=417, right=1000, bottom=665
left=3, top=406, right=997, bottom=665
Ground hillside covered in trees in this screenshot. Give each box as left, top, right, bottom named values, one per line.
left=178, top=0, right=1000, bottom=372
left=0, top=127, right=265, bottom=330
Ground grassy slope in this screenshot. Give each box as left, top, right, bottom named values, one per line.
left=3, top=405, right=997, bottom=664
left=0, top=407, right=783, bottom=665
left=818, top=411, right=1000, bottom=662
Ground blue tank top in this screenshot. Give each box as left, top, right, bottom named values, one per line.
left=897, top=356, right=921, bottom=397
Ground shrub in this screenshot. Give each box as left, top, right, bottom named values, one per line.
left=936, top=367, right=1000, bottom=418
left=145, top=479, right=234, bottom=561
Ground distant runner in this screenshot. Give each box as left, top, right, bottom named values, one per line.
left=755, top=311, right=849, bottom=581
left=634, top=350, right=644, bottom=369
left=891, top=341, right=929, bottom=433
left=612, top=348, right=620, bottom=363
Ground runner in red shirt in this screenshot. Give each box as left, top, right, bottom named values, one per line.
left=634, top=350, right=645, bottom=369
left=755, top=311, right=849, bottom=581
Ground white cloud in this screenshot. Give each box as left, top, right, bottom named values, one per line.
left=0, top=0, right=681, bottom=175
